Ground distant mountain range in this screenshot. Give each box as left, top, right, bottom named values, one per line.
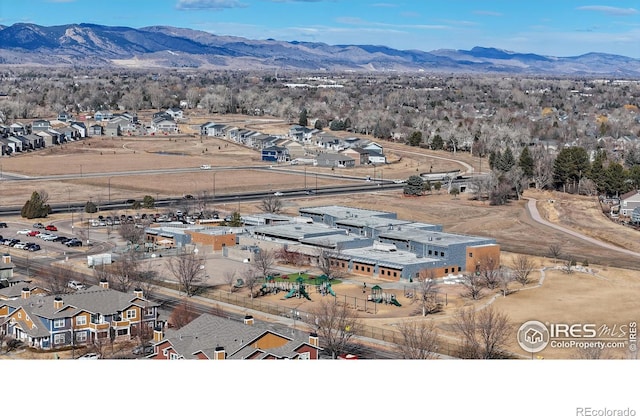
left=1, top=23, right=639, bottom=76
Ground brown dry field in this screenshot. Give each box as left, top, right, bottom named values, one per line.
left=3, top=113, right=640, bottom=359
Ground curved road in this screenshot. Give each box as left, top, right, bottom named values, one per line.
left=525, top=197, right=640, bottom=260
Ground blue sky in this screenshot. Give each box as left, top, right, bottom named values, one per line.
left=1, top=0, right=639, bottom=57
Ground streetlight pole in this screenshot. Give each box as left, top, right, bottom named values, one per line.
left=67, top=188, right=74, bottom=234
left=108, top=177, right=112, bottom=205
left=304, top=167, right=307, bottom=190
left=212, top=172, right=216, bottom=200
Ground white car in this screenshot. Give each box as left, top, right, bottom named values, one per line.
left=200, top=164, right=211, bottom=170
left=13, top=242, right=28, bottom=249
left=16, top=229, right=31, bottom=235
left=273, top=192, right=284, bottom=197
left=68, top=280, right=86, bottom=290
left=77, top=352, right=100, bottom=359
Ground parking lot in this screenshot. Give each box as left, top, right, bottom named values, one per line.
left=0, top=218, right=87, bottom=260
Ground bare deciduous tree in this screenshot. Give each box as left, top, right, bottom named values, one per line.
left=572, top=346, right=610, bottom=359
left=477, top=255, right=500, bottom=289
left=498, top=267, right=514, bottom=296
left=38, top=266, right=76, bottom=295
left=396, top=320, right=439, bottom=359
left=251, top=248, right=275, bottom=280
left=169, top=301, right=199, bottom=329
left=460, top=272, right=484, bottom=300
left=510, top=254, right=536, bottom=287
left=310, top=300, right=360, bottom=359
left=315, top=247, right=344, bottom=280
left=415, top=270, right=442, bottom=316
left=548, top=243, right=562, bottom=263
left=223, top=270, right=238, bottom=292
left=454, top=306, right=513, bottom=359
left=118, top=222, right=145, bottom=246
left=166, top=252, right=207, bottom=297
left=259, top=195, right=283, bottom=214
left=241, top=267, right=261, bottom=299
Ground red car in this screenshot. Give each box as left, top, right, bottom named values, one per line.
left=45, top=225, right=57, bottom=231
left=27, top=230, right=40, bottom=237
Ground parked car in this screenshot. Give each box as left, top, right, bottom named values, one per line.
left=27, top=244, right=41, bottom=252
left=0, top=222, right=8, bottom=228
left=13, top=242, right=28, bottom=249
left=132, top=344, right=154, bottom=355
left=45, top=225, right=58, bottom=231
left=41, top=234, right=58, bottom=241
left=66, top=239, right=83, bottom=247
left=67, top=280, right=85, bottom=290
left=33, top=223, right=44, bottom=229
left=16, top=229, right=31, bottom=235
left=77, top=352, right=100, bottom=360
left=27, top=230, right=40, bottom=237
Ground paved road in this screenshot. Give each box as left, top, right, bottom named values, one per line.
left=525, top=197, right=640, bottom=260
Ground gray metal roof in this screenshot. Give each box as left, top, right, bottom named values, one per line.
left=159, top=313, right=318, bottom=359
left=299, top=205, right=396, bottom=220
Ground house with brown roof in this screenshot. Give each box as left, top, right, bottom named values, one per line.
left=148, top=313, right=321, bottom=360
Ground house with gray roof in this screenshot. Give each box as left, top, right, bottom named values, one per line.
left=620, top=190, right=640, bottom=217
left=0, top=280, right=159, bottom=350
left=315, top=153, right=355, bottom=168
left=148, top=313, right=321, bottom=360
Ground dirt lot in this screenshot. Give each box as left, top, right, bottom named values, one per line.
left=3, top=113, right=640, bottom=359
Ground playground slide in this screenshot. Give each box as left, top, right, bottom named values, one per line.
left=283, top=288, right=296, bottom=299
left=299, top=287, right=312, bottom=301
left=327, top=286, right=336, bottom=297
left=389, top=298, right=402, bottom=307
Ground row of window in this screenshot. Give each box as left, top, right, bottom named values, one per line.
left=53, top=310, right=141, bottom=329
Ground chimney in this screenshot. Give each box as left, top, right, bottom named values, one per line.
left=2, top=253, right=11, bottom=264
left=21, top=287, right=31, bottom=299
left=214, top=346, right=226, bottom=360
left=308, top=332, right=319, bottom=347
left=153, top=326, right=164, bottom=342
left=244, top=315, right=254, bottom=326
left=134, top=288, right=143, bottom=299
left=99, top=279, right=109, bottom=289
left=53, top=296, right=63, bottom=309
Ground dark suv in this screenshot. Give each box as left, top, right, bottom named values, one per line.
left=65, top=239, right=83, bottom=247
left=0, top=222, right=7, bottom=228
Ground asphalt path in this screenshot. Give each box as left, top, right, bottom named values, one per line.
left=525, top=197, right=640, bottom=260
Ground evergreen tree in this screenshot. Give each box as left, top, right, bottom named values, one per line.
left=408, top=131, right=422, bottom=147
left=604, top=162, right=627, bottom=196
left=314, top=119, right=324, bottom=130
left=85, top=201, right=98, bottom=214
left=20, top=191, right=51, bottom=219
left=497, top=147, right=515, bottom=172
left=587, top=150, right=607, bottom=193
left=403, top=175, right=424, bottom=196
left=431, top=135, right=444, bottom=150
left=518, top=146, right=534, bottom=177
left=298, top=108, right=308, bottom=127
left=488, top=150, right=499, bottom=170
left=553, top=146, right=590, bottom=191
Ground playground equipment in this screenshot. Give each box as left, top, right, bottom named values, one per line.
left=367, top=285, right=401, bottom=307
left=282, top=277, right=312, bottom=300
left=318, top=281, right=336, bottom=297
